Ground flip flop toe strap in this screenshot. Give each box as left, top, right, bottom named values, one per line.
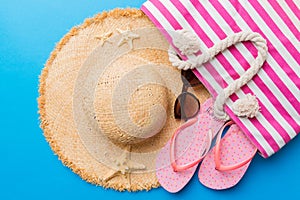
left=214, top=121, right=257, bottom=172
left=170, top=117, right=213, bottom=172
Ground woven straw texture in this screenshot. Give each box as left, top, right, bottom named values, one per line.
left=38, top=8, right=210, bottom=191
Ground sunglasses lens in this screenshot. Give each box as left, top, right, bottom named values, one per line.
left=174, top=92, right=200, bottom=120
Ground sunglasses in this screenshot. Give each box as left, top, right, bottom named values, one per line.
left=174, top=69, right=201, bottom=121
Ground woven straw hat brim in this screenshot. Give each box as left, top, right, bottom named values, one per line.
left=38, top=8, right=210, bottom=191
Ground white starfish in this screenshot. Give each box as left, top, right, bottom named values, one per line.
left=95, top=31, right=113, bottom=46
left=103, top=148, right=146, bottom=184
left=117, top=28, right=140, bottom=50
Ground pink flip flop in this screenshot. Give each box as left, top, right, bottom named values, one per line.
left=156, top=98, right=225, bottom=193
left=198, top=121, right=257, bottom=190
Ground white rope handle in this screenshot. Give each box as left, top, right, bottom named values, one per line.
left=169, top=31, right=268, bottom=120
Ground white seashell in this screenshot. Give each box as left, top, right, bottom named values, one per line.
left=232, top=94, right=260, bottom=118
left=172, top=29, right=201, bottom=56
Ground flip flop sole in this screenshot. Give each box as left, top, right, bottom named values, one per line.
left=198, top=124, right=257, bottom=190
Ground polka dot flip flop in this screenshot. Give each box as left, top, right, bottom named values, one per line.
left=198, top=121, right=257, bottom=190
left=156, top=98, right=225, bottom=193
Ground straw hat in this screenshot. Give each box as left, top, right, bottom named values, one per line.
left=38, top=8, right=210, bottom=191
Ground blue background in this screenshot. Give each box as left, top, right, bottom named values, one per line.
left=0, top=0, right=299, bottom=199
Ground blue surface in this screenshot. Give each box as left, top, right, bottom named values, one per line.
left=0, top=1, right=299, bottom=200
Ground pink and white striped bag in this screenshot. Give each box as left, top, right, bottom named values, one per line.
left=141, top=0, right=300, bottom=158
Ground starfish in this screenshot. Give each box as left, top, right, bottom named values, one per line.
left=103, top=147, right=146, bottom=185
left=95, top=31, right=113, bottom=46
left=116, top=28, right=140, bottom=50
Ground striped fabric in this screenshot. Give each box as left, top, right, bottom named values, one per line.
left=141, top=0, right=300, bottom=158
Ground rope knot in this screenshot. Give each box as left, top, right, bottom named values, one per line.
left=172, top=29, right=201, bottom=56
left=232, top=94, right=260, bottom=118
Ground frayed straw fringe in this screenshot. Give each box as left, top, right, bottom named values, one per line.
left=38, top=8, right=160, bottom=192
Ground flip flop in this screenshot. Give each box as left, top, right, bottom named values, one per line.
left=156, top=98, right=225, bottom=193
left=198, top=121, right=257, bottom=190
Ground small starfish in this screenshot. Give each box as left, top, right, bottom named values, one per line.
left=103, top=147, right=146, bottom=184
left=116, top=28, right=140, bottom=50
left=95, top=31, right=113, bottom=46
